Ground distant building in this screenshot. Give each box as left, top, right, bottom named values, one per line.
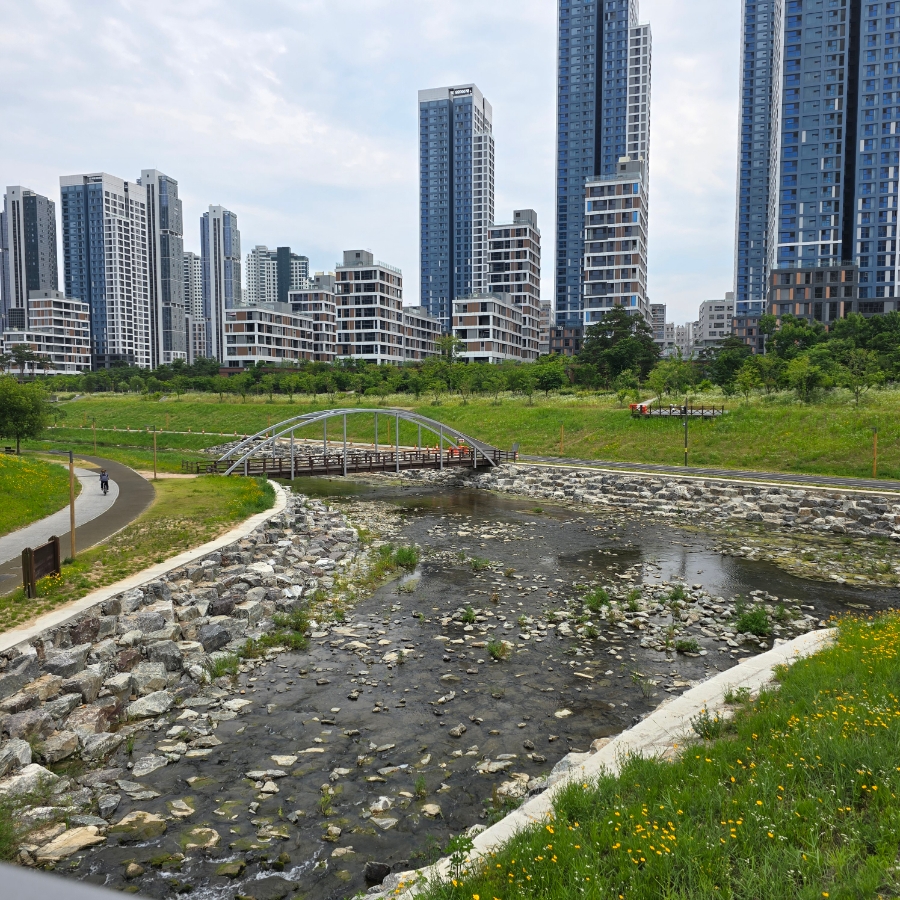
left=488, top=209, right=541, bottom=360
left=583, top=156, right=651, bottom=327
left=733, top=300, right=767, bottom=354
left=201, top=206, right=241, bottom=363
left=335, top=250, right=405, bottom=364
left=658, top=321, right=677, bottom=357
left=650, top=303, right=666, bottom=342
left=60, top=172, right=151, bottom=369
left=768, top=264, right=859, bottom=328
left=290, top=274, right=338, bottom=364
left=675, top=322, right=698, bottom=358
left=539, top=302, right=552, bottom=356
left=224, top=302, right=315, bottom=369
left=549, top=324, right=583, bottom=357
left=453, top=292, right=530, bottom=364
left=183, top=251, right=206, bottom=362
left=1, top=186, right=59, bottom=333
left=140, top=169, right=186, bottom=366
left=246, top=246, right=310, bottom=305
left=696, top=293, right=735, bottom=348
left=1, top=290, right=91, bottom=375
left=401, top=306, right=441, bottom=361
left=419, top=83, right=495, bottom=330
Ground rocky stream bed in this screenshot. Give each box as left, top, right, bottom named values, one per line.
left=1, top=474, right=899, bottom=900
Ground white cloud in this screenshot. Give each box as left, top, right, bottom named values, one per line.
left=0, top=0, right=740, bottom=326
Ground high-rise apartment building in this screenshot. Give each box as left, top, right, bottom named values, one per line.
left=582, top=156, right=650, bottom=325
left=649, top=302, right=666, bottom=340
left=1, top=187, right=58, bottom=332
left=183, top=250, right=206, bottom=362
left=488, top=209, right=542, bottom=357
left=734, top=0, right=782, bottom=306
left=246, top=246, right=310, bottom=305
left=60, top=173, right=151, bottom=369
left=335, top=249, right=405, bottom=364
left=419, top=84, right=495, bottom=331
left=290, top=274, right=338, bottom=363
left=201, top=206, right=241, bottom=363
left=140, top=170, right=185, bottom=367
left=748, top=0, right=900, bottom=318
left=556, top=1, right=651, bottom=325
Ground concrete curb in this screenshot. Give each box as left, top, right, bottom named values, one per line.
left=389, top=627, right=836, bottom=899
left=0, top=480, right=288, bottom=656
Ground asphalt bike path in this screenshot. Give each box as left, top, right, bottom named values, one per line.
left=0, top=456, right=155, bottom=594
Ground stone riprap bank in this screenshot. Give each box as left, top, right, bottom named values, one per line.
left=463, top=465, right=900, bottom=539
left=0, top=493, right=360, bottom=852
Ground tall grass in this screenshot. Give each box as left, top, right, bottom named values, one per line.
left=0, top=454, right=77, bottom=537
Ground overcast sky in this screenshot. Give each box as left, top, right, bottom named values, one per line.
left=0, top=0, right=741, bottom=326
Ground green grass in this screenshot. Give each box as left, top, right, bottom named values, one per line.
left=0, top=454, right=79, bottom=538
left=417, top=614, right=900, bottom=900
left=0, top=477, right=275, bottom=630
left=43, top=388, right=900, bottom=480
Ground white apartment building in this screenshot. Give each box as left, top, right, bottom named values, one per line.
left=453, top=292, right=530, bottom=364
left=582, top=157, right=650, bottom=327
left=650, top=303, right=666, bottom=341
left=488, top=210, right=541, bottom=360
left=60, top=173, right=152, bottom=369
left=246, top=246, right=310, bottom=305
left=223, top=302, right=315, bottom=369
left=675, top=321, right=699, bottom=358
left=539, top=302, right=552, bottom=356
left=697, top=293, right=735, bottom=347
left=182, top=251, right=205, bottom=364
left=201, top=206, right=241, bottom=363
left=402, top=306, right=441, bottom=360
left=1, top=290, right=92, bottom=374
left=335, top=250, right=405, bottom=364
left=289, top=274, right=338, bottom=364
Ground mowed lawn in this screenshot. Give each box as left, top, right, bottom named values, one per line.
left=38, top=389, right=900, bottom=480
left=0, top=454, right=77, bottom=537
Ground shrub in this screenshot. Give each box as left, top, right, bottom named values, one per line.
left=205, top=654, right=240, bottom=680
left=470, top=557, right=491, bottom=573
left=691, top=708, right=726, bottom=740
left=394, top=546, right=420, bottom=570
left=584, top=587, right=610, bottom=613
left=461, top=606, right=477, bottom=624
left=675, top=638, right=701, bottom=654
left=735, top=602, right=772, bottom=637
left=487, top=639, right=510, bottom=661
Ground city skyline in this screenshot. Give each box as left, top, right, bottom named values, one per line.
left=0, top=0, right=741, bottom=328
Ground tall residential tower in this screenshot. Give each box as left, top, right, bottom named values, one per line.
left=556, top=0, right=651, bottom=326
left=201, top=206, right=241, bottom=363
left=1, top=187, right=58, bottom=332
left=60, top=173, right=151, bottom=369
left=419, top=84, right=495, bottom=331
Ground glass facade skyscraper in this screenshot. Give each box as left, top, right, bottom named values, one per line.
left=555, top=0, right=651, bottom=326
left=734, top=0, right=782, bottom=305
left=418, top=84, right=495, bottom=332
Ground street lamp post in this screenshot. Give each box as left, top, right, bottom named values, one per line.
left=145, top=425, right=158, bottom=480
left=49, top=450, right=76, bottom=561
left=683, top=412, right=689, bottom=468
left=92, top=417, right=97, bottom=455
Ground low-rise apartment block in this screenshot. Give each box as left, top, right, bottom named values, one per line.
left=453, top=292, right=530, bottom=363
left=290, top=274, right=337, bottom=364
left=223, top=302, right=315, bottom=368
left=767, top=265, right=859, bottom=328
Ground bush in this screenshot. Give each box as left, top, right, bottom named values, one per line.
left=470, top=557, right=491, bottom=573
left=461, top=606, right=477, bottom=624
left=584, top=587, right=610, bottom=613
left=205, top=654, right=240, bottom=680
left=394, top=546, right=420, bottom=570
left=690, top=708, right=726, bottom=740
left=487, top=639, right=510, bottom=661
left=675, top=638, right=701, bottom=654
left=735, top=602, right=772, bottom=637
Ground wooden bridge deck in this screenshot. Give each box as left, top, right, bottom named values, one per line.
left=183, top=448, right=516, bottom=477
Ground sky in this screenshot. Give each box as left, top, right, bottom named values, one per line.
left=0, top=0, right=742, bottom=327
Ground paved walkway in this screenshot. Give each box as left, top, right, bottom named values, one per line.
left=0, top=467, right=118, bottom=566
left=0, top=456, right=155, bottom=594
left=522, top=454, right=900, bottom=493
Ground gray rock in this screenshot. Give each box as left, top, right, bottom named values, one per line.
left=44, top=692, right=83, bottom=722
left=0, top=763, right=58, bottom=796
left=365, top=861, right=392, bottom=885
left=98, top=793, right=121, bottom=818
left=127, top=691, right=173, bottom=719
left=198, top=624, right=231, bottom=652
left=131, top=662, right=168, bottom=696
left=119, top=612, right=166, bottom=635
left=104, top=673, right=133, bottom=700
left=40, top=731, right=80, bottom=764
left=0, top=738, right=32, bottom=777
left=3, top=708, right=54, bottom=741
left=61, top=670, right=103, bottom=704
left=43, top=644, right=92, bottom=678
left=65, top=701, right=121, bottom=738
left=81, top=732, right=125, bottom=761
left=147, top=641, right=183, bottom=672
left=0, top=651, right=39, bottom=701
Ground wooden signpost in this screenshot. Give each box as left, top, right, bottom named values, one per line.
left=22, top=536, right=62, bottom=599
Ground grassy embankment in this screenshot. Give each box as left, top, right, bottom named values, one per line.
left=0, top=476, right=275, bottom=631
left=412, top=614, right=900, bottom=900
left=0, top=454, right=80, bottom=538
left=29, top=389, right=900, bottom=480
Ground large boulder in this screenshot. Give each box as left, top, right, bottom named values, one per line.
left=40, top=731, right=80, bottom=764
left=0, top=738, right=32, bottom=777
left=43, top=644, right=93, bottom=678
left=0, top=763, right=58, bottom=796
left=198, top=624, right=230, bottom=652
left=81, top=732, right=124, bottom=761
left=108, top=810, right=167, bottom=842
left=3, top=708, right=54, bottom=741
left=65, top=701, right=121, bottom=738
left=131, top=662, right=168, bottom=696
left=36, top=825, right=105, bottom=863
left=146, top=641, right=183, bottom=673
left=44, top=692, right=83, bottom=722
left=61, top=670, right=103, bottom=705
left=128, top=691, right=173, bottom=719
left=0, top=651, right=39, bottom=701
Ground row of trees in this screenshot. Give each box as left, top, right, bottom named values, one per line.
left=9, top=306, right=900, bottom=405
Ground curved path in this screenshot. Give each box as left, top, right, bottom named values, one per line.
left=0, top=456, right=155, bottom=594
left=522, top=453, right=900, bottom=494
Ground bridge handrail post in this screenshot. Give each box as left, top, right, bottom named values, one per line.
left=375, top=412, right=379, bottom=454
left=395, top=413, right=400, bottom=474
left=343, top=413, right=348, bottom=477
left=291, top=430, right=295, bottom=481
left=439, top=425, right=444, bottom=471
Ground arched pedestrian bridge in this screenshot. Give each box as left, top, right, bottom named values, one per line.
left=182, top=409, right=517, bottom=478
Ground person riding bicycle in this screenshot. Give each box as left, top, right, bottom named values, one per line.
left=99, top=469, right=109, bottom=494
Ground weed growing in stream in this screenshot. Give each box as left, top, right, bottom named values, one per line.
left=583, top=586, right=610, bottom=613
left=674, top=637, right=701, bottom=655
left=470, top=557, right=492, bottom=573
left=735, top=600, right=773, bottom=637
left=204, top=654, right=240, bottom=680
left=415, top=775, right=428, bottom=799
left=394, top=545, right=420, bottom=570
left=461, top=606, right=477, bottom=624
left=487, top=639, right=510, bottom=661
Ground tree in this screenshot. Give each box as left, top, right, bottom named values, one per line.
left=613, top=369, right=640, bottom=407
left=507, top=366, right=537, bottom=405
left=171, top=375, right=190, bottom=397
left=10, top=345, right=36, bottom=381
left=282, top=374, right=301, bottom=402
left=766, top=314, right=826, bottom=360
left=534, top=356, right=567, bottom=396
left=260, top=375, right=278, bottom=401
left=212, top=375, right=232, bottom=403
left=128, top=376, right=144, bottom=394
left=837, top=348, right=884, bottom=406
left=476, top=365, right=505, bottom=402
left=0, top=377, right=51, bottom=453
left=646, top=355, right=694, bottom=399
left=699, top=335, right=752, bottom=387
left=735, top=360, right=761, bottom=403
left=232, top=373, right=254, bottom=403
left=578, top=306, right=659, bottom=384
left=436, top=334, right=464, bottom=361
left=785, top=354, right=829, bottom=402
